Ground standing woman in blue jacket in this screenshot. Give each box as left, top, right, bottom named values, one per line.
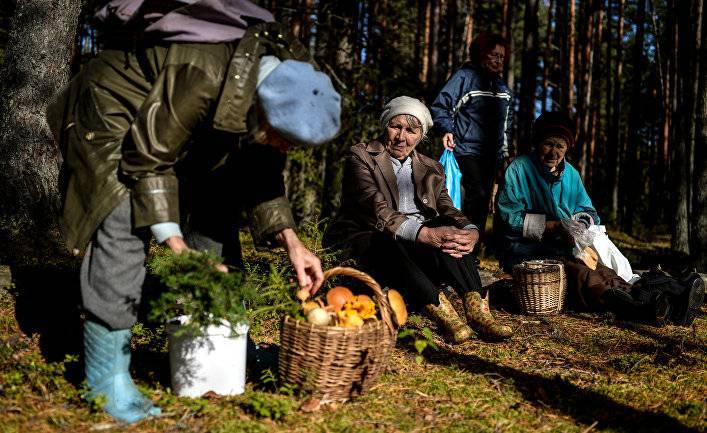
left=430, top=33, right=513, bottom=241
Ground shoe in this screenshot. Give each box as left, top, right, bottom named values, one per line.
left=671, top=273, right=705, bottom=326
left=84, top=320, right=161, bottom=423
left=424, top=292, right=473, bottom=344
left=463, top=291, right=512, bottom=341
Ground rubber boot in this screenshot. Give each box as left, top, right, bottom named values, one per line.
left=424, top=292, right=473, bottom=344
left=84, top=320, right=161, bottom=423
left=463, top=291, right=512, bottom=341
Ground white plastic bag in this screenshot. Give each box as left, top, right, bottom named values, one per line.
left=586, top=225, right=638, bottom=283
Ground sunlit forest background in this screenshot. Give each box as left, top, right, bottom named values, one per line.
left=0, top=0, right=704, bottom=267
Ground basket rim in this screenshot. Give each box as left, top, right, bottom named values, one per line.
left=282, top=315, right=393, bottom=336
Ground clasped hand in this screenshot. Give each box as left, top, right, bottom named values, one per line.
left=418, top=226, right=479, bottom=258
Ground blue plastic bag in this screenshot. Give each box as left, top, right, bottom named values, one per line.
left=439, top=149, right=462, bottom=209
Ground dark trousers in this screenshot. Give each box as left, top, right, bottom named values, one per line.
left=456, top=154, right=498, bottom=239
left=361, top=232, right=483, bottom=308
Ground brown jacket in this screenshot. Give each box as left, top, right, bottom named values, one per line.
left=325, top=141, right=471, bottom=254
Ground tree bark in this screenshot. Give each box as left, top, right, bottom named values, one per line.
left=541, top=0, right=555, bottom=114
left=462, top=0, right=475, bottom=63
left=607, top=0, right=624, bottom=223
left=672, top=0, right=700, bottom=253
left=502, top=0, right=514, bottom=89
left=518, top=0, right=540, bottom=154
left=692, top=0, right=707, bottom=269
left=624, top=0, right=647, bottom=234
left=427, top=0, right=441, bottom=98
left=0, top=0, right=82, bottom=250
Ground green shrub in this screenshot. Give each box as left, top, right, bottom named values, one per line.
left=148, top=249, right=255, bottom=336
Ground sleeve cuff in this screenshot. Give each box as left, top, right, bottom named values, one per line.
left=248, top=195, right=296, bottom=248
left=523, top=213, right=546, bottom=241
left=150, top=222, right=183, bottom=244
left=396, top=218, right=423, bottom=242
left=131, top=175, right=180, bottom=228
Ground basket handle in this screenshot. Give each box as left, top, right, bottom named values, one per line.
left=322, top=267, right=396, bottom=336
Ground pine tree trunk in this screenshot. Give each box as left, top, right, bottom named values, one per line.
left=541, top=0, right=555, bottom=114
left=427, top=0, right=441, bottom=97
left=608, top=0, right=624, bottom=223
left=462, top=0, right=475, bottom=63
left=672, top=0, right=699, bottom=253
left=624, top=0, right=647, bottom=234
left=692, top=0, right=707, bottom=269
left=0, top=0, right=82, bottom=249
left=502, top=0, right=513, bottom=89
left=420, top=0, right=431, bottom=86
left=518, top=0, right=540, bottom=154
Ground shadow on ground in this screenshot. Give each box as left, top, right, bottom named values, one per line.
left=11, top=262, right=84, bottom=383
left=404, top=331, right=701, bottom=433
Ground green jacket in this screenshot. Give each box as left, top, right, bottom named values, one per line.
left=47, top=22, right=310, bottom=253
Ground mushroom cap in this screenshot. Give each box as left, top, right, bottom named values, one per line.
left=326, top=286, right=354, bottom=311
left=387, top=289, right=408, bottom=326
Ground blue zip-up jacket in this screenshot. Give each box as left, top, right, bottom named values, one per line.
left=430, top=63, right=514, bottom=160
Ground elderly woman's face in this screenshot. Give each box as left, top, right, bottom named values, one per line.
left=481, top=44, right=505, bottom=75
left=385, top=114, right=423, bottom=160
left=537, top=136, right=568, bottom=172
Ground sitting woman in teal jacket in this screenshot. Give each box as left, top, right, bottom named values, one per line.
left=497, top=112, right=627, bottom=313
left=495, top=112, right=701, bottom=324
left=496, top=116, right=598, bottom=273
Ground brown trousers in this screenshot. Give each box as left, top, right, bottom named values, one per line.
left=562, top=257, right=632, bottom=310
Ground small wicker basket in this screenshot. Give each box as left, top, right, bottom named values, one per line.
left=512, top=259, right=567, bottom=315
left=278, top=267, right=397, bottom=403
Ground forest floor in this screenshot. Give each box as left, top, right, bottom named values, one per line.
left=0, top=228, right=705, bottom=433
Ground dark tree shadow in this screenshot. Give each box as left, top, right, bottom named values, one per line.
left=410, top=343, right=700, bottom=433
left=11, top=262, right=84, bottom=385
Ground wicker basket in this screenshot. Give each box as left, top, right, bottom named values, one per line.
left=512, top=259, right=567, bottom=315
left=278, top=267, right=396, bottom=403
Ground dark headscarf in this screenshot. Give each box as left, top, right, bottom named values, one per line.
left=532, top=111, right=576, bottom=148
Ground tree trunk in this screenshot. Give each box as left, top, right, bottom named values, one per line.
left=541, top=0, right=555, bottom=114
left=692, top=0, right=707, bottom=269
left=624, top=0, right=647, bottom=234
left=502, top=0, right=514, bottom=89
left=462, top=0, right=475, bottom=63
left=427, top=0, right=441, bottom=98
left=672, top=0, right=700, bottom=253
left=607, top=0, right=624, bottom=223
left=0, top=0, right=82, bottom=252
left=576, top=0, right=595, bottom=180
left=518, top=0, right=540, bottom=154
left=420, top=0, right=431, bottom=86
left=586, top=2, right=603, bottom=191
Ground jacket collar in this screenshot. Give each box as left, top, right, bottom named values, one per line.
left=365, top=140, right=435, bottom=207
left=531, top=152, right=566, bottom=183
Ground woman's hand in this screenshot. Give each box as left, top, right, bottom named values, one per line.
left=276, top=228, right=325, bottom=297
left=544, top=221, right=574, bottom=246
left=418, top=226, right=479, bottom=258
left=442, top=133, right=456, bottom=150
left=164, top=236, right=228, bottom=272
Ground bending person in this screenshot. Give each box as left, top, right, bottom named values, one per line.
left=325, top=96, right=512, bottom=344
left=47, top=1, right=341, bottom=423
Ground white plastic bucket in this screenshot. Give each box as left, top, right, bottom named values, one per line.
left=167, top=315, right=249, bottom=397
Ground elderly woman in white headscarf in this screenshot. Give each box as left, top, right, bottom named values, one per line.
left=325, top=96, right=512, bottom=343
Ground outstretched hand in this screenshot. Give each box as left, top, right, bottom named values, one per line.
left=164, top=236, right=229, bottom=273
left=277, top=228, right=324, bottom=297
